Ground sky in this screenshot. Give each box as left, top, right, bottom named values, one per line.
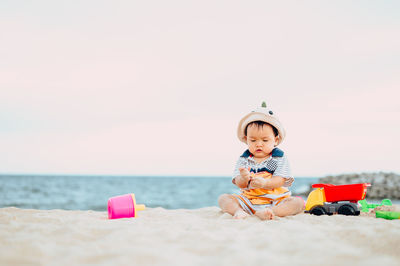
left=1, top=1, right=399, bottom=177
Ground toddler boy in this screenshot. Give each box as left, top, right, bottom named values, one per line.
left=218, top=102, right=304, bottom=220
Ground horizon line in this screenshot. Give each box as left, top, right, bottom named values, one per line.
left=0, top=172, right=323, bottom=178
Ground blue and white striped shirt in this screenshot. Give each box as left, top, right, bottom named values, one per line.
left=233, top=148, right=294, bottom=187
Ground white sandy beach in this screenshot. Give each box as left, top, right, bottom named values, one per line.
left=1, top=206, right=400, bottom=266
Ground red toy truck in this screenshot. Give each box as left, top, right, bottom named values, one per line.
left=305, top=183, right=371, bottom=216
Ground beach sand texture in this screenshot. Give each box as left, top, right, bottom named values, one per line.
left=1, top=206, right=400, bottom=266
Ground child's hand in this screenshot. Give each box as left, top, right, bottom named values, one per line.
left=249, top=176, right=267, bottom=189
left=239, top=167, right=250, bottom=179
left=235, top=167, right=251, bottom=189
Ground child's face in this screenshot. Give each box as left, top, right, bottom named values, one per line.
left=245, top=124, right=279, bottom=159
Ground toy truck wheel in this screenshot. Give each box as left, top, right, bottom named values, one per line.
left=337, top=205, right=358, bottom=216
left=310, top=206, right=326, bottom=216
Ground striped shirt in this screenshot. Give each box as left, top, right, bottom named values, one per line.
left=233, top=148, right=294, bottom=187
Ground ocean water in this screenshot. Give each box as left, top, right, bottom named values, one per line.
left=0, top=175, right=318, bottom=211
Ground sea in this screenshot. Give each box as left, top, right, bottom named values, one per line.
left=0, top=175, right=318, bottom=211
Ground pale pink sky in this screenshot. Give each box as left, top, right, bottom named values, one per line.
left=1, top=1, right=399, bottom=177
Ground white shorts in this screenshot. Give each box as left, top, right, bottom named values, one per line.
left=233, top=193, right=290, bottom=215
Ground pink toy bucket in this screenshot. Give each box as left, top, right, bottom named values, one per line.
left=108, top=193, right=145, bottom=219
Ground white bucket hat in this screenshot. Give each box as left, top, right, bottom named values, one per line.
left=237, top=102, right=286, bottom=145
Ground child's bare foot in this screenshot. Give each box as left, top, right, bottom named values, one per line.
left=233, top=208, right=250, bottom=219
left=255, top=208, right=275, bottom=220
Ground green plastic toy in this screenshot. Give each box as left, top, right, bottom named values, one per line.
left=376, top=211, right=400, bottom=220
left=358, top=199, right=392, bottom=213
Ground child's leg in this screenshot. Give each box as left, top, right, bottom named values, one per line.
left=218, top=194, right=249, bottom=219
left=271, top=196, right=305, bottom=217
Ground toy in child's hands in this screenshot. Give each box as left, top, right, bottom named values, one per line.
left=249, top=176, right=267, bottom=189
left=305, top=183, right=371, bottom=216
left=108, top=193, right=145, bottom=219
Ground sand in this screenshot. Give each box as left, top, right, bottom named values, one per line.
left=1, top=206, right=400, bottom=266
